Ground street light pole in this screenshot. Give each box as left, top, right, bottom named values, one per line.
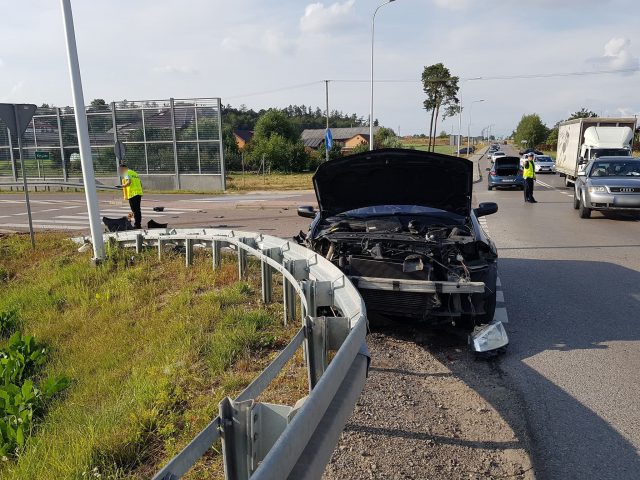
left=60, top=0, right=105, bottom=261
left=370, top=0, right=396, bottom=151
left=467, top=99, right=484, bottom=155
left=456, top=77, right=482, bottom=157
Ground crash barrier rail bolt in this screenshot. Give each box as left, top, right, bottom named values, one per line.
left=73, top=228, right=369, bottom=480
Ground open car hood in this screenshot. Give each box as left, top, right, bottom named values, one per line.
left=313, top=149, right=473, bottom=217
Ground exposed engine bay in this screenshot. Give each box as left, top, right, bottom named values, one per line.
left=296, top=214, right=497, bottom=324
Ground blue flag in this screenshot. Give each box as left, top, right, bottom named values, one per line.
left=325, top=128, right=333, bottom=150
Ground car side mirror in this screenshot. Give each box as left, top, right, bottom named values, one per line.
left=297, top=206, right=317, bottom=218
left=474, top=202, right=498, bottom=218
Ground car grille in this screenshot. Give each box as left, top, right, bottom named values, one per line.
left=609, top=187, right=640, bottom=193
left=359, top=290, right=431, bottom=318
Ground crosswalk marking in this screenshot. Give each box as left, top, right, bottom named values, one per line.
left=32, top=219, right=89, bottom=225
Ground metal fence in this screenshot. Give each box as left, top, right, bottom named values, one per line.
left=0, top=97, right=225, bottom=190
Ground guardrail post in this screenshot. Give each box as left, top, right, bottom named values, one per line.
left=212, top=240, right=221, bottom=269
left=260, top=247, right=282, bottom=305
left=236, top=237, right=257, bottom=280
left=135, top=234, right=143, bottom=253
left=219, top=397, right=253, bottom=480
left=157, top=237, right=165, bottom=261
left=282, top=259, right=308, bottom=325
left=185, top=238, right=194, bottom=267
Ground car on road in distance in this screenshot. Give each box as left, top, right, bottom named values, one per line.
left=457, top=146, right=475, bottom=154
left=519, top=148, right=543, bottom=156
left=295, top=149, right=507, bottom=353
left=533, top=155, right=556, bottom=174
left=573, top=156, right=640, bottom=218
left=490, top=151, right=507, bottom=162
left=487, top=156, right=524, bottom=191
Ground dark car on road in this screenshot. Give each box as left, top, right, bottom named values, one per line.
left=295, top=149, right=507, bottom=353
left=487, top=156, right=524, bottom=191
left=457, top=146, right=475, bottom=154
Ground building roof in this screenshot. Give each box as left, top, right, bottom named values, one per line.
left=233, top=130, right=254, bottom=142
left=301, top=127, right=380, bottom=143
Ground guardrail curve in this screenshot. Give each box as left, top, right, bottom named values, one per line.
left=74, top=228, right=369, bottom=480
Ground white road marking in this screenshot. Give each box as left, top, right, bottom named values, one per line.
left=496, top=290, right=505, bottom=303
left=496, top=277, right=502, bottom=287
left=494, top=307, right=509, bottom=324
left=32, top=219, right=89, bottom=225
left=0, top=223, right=85, bottom=230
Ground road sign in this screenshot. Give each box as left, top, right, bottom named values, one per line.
left=114, top=140, right=126, bottom=162
left=0, top=104, right=37, bottom=138
left=325, top=128, right=333, bottom=150
left=35, top=151, right=50, bottom=160
left=70, top=152, right=81, bottom=163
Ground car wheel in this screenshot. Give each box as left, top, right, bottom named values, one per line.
left=573, top=190, right=580, bottom=209
left=519, top=185, right=525, bottom=191
left=565, top=177, right=573, bottom=188
left=488, top=185, right=493, bottom=191
left=578, top=192, right=591, bottom=218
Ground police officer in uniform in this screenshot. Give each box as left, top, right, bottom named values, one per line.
left=119, top=164, right=144, bottom=228
left=523, top=153, right=537, bottom=203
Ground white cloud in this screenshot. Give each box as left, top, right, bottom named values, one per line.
left=432, top=0, right=472, bottom=10
left=154, top=65, right=199, bottom=75
left=589, top=37, right=639, bottom=73
left=221, top=28, right=295, bottom=55
left=299, top=0, right=357, bottom=33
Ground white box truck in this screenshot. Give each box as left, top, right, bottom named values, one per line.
left=556, top=117, right=637, bottom=186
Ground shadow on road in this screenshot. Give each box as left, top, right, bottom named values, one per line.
left=372, top=257, right=640, bottom=480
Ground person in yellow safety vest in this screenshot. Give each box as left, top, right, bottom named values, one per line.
left=118, top=164, right=144, bottom=228
left=523, top=153, right=537, bottom=203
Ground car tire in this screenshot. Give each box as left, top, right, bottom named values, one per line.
left=488, top=185, right=493, bottom=191
left=519, top=185, right=525, bottom=191
left=573, top=190, right=580, bottom=209
left=565, top=177, right=573, bottom=188
left=578, top=192, right=591, bottom=218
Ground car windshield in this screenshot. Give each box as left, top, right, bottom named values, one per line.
left=536, top=156, right=553, bottom=162
left=592, top=149, right=630, bottom=158
left=336, top=205, right=463, bottom=218
left=589, top=161, right=640, bottom=177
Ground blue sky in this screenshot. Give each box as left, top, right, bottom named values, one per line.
left=1, top=0, right=639, bottom=137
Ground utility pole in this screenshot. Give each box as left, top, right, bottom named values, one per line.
left=60, top=0, right=104, bottom=261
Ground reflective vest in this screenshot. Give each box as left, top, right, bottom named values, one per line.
left=122, top=169, right=143, bottom=199
left=523, top=160, right=535, bottom=179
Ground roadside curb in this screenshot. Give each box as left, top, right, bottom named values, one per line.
left=472, top=147, right=489, bottom=184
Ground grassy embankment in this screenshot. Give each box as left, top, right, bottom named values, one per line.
left=0, top=233, right=306, bottom=479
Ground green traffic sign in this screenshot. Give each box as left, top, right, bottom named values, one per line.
left=35, top=151, right=50, bottom=160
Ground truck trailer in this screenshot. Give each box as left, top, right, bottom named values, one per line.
left=555, top=117, right=637, bottom=186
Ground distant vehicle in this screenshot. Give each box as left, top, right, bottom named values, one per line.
left=487, top=156, right=524, bottom=191
left=533, top=155, right=556, bottom=174
left=490, top=151, right=507, bottom=162
left=488, top=144, right=500, bottom=153
left=556, top=117, right=637, bottom=187
left=457, top=147, right=475, bottom=154
left=573, top=157, right=640, bottom=218
left=519, top=148, right=544, bottom=156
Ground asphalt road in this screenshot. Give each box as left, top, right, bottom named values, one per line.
left=477, top=145, right=640, bottom=479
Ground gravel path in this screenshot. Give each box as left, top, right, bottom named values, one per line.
left=323, top=328, right=534, bottom=480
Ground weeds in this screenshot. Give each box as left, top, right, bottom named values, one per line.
left=0, top=311, right=20, bottom=337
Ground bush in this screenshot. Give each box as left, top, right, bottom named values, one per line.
left=248, top=134, right=309, bottom=172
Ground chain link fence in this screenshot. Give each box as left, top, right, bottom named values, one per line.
left=0, top=97, right=225, bottom=191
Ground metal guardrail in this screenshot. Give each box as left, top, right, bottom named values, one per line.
left=74, top=228, right=369, bottom=480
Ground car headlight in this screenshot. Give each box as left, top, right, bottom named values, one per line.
left=588, top=186, right=607, bottom=193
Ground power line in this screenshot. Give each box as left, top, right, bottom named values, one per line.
left=223, top=81, right=323, bottom=101
left=330, top=66, right=640, bottom=83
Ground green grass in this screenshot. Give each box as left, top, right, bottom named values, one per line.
left=0, top=233, right=305, bottom=479
left=226, top=172, right=314, bottom=191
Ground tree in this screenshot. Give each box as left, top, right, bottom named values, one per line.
left=514, top=114, right=549, bottom=148
left=253, top=110, right=297, bottom=143
left=421, top=63, right=459, bottom=152
left=317, top=141, right=343, bottom=163
left=374, top=127, right=403, bottom=148
left=438, top=130, right=448, bottom=138
left=568, top=108, right=598, bottom=120
left=248, top=134, right=308, bottom=172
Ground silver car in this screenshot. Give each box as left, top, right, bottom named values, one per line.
left=574, top=156, right=640, bottom=218
left=533, top=155, right=556, bottom=174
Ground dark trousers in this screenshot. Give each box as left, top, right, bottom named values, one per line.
left=524, top=178, right=535, bottom=202
left=128, top=195, right=142, bottom=228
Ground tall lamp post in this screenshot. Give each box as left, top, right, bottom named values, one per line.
left=370, top=0, right=396, bottom=151
left=60, top=0, right=105, bottom=260
left=456, top=77, right=482, bottom=157
left=467, top=99, right=485, bottom=154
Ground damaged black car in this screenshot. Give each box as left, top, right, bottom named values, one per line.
left=296, top=149, right=508, bottom=353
